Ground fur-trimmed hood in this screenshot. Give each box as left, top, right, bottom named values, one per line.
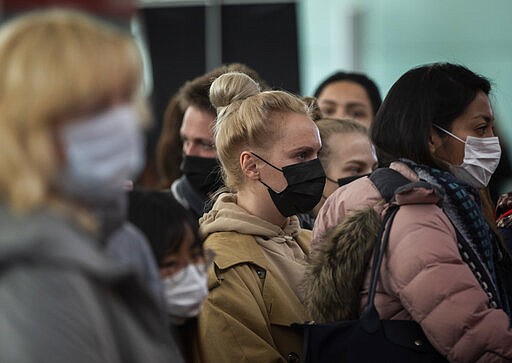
left=305, top=163, right=442, bottom=323
left=303, top=206, right=381, bottom=322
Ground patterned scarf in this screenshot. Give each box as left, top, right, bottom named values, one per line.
left=400, top=159, right=507, bottom=308
left=497, top=212, right=512, bottom=228
left=497, top=193, right=512, bottom=228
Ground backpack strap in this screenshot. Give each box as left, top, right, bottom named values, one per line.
left=362, top=167, right=445, bottom=328
left=360, top=167, right=411, bottom=331
left=360, top=204, right=400, bottom=332
left=369, top=168, right=411, bottom=203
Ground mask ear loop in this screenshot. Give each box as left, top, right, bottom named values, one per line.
left=433, top=124, right=466, bottom=144
left=322, top=177, right=338, bottom=201
left=250, top=152, right=282, bottom=192
left=258, top=178, right=276, bottom=191
left=250, top=152, right=283, bottom=172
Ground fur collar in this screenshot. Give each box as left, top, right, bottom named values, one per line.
left=303, top=207, right=381, bottom=322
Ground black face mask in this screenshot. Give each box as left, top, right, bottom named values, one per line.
left=326, top=173, right=370, bottom=188
left=181, top=155, right=224, bottom=196
left=252, top=152, right=326, bottom=217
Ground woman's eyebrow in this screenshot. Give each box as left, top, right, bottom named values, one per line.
left=471, top=113, right=494, bottom=122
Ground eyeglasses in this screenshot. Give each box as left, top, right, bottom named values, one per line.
left=160, top=248, right=216, bottom=283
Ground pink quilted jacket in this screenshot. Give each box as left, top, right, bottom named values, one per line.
left=313, top=162, right=512, bottom=362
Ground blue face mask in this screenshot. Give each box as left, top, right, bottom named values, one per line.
left=57, top=104, right=144, bottom=204
left=251, top=152, right=326, bottom=217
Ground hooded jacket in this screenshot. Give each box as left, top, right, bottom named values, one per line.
left=310, top=162, right=512, bottom=363
left=198, top=193, right=311, bottom=363
left=171, top=175, right=207, bottom=220
left=0, top=205, right=182, bottom=363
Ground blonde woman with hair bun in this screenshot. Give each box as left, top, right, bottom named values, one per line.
left=0, top=9, right=180, bottom=362
left=198, top=72, right=326, bottom=362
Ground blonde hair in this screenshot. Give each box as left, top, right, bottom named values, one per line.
left=0, top=9, right=143, bottom=213
left=315, top=118, right=369, bottom=167
left=210, top=72, right=312, bottom=189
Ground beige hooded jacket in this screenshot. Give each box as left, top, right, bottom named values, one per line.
left=198, top=193, right=311, bottom=363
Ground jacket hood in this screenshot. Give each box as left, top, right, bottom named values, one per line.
left=199, top=193, right=301, bottom=241
left=304, top=206, right=381, bottom=322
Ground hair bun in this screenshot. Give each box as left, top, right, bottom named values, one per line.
left=209, top=71, right=260, bottom=109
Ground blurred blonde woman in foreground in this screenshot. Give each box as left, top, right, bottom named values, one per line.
left=0, top=9, right=181, bottom=363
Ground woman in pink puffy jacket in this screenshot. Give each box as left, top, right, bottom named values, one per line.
left=307, top=63, right=512, bottom=363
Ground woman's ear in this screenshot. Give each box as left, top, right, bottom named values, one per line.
left=240, top=151, right=260, bottom=180
left=429, top=127, right=442, bottom=154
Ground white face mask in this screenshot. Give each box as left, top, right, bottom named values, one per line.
left=163, top=263, right=208, bottom=323
left=433, top=124, right=501, bottom=188
left=57, top=104, right=144, bottom=203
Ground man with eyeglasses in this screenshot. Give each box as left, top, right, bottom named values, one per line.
left=159, top=64, right=269, bottom=220
left=171, top=101, right=221, bottom=220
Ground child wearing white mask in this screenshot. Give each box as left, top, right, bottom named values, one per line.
left=127, top=189, right=210, bottom=363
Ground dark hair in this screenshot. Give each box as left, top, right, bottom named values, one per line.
left=313, top=71, right=382, bottom=115
left=155, top=63, right=270, bottom=188
left=127, top=189, right=202, bottom=266
left=371, top=63, right=491, bottom=167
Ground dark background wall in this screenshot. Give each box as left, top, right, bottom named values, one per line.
left=139, top=2, right=299, bottom=185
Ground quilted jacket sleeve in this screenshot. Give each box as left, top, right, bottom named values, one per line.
left=384, top=203, right=512, bottom=363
